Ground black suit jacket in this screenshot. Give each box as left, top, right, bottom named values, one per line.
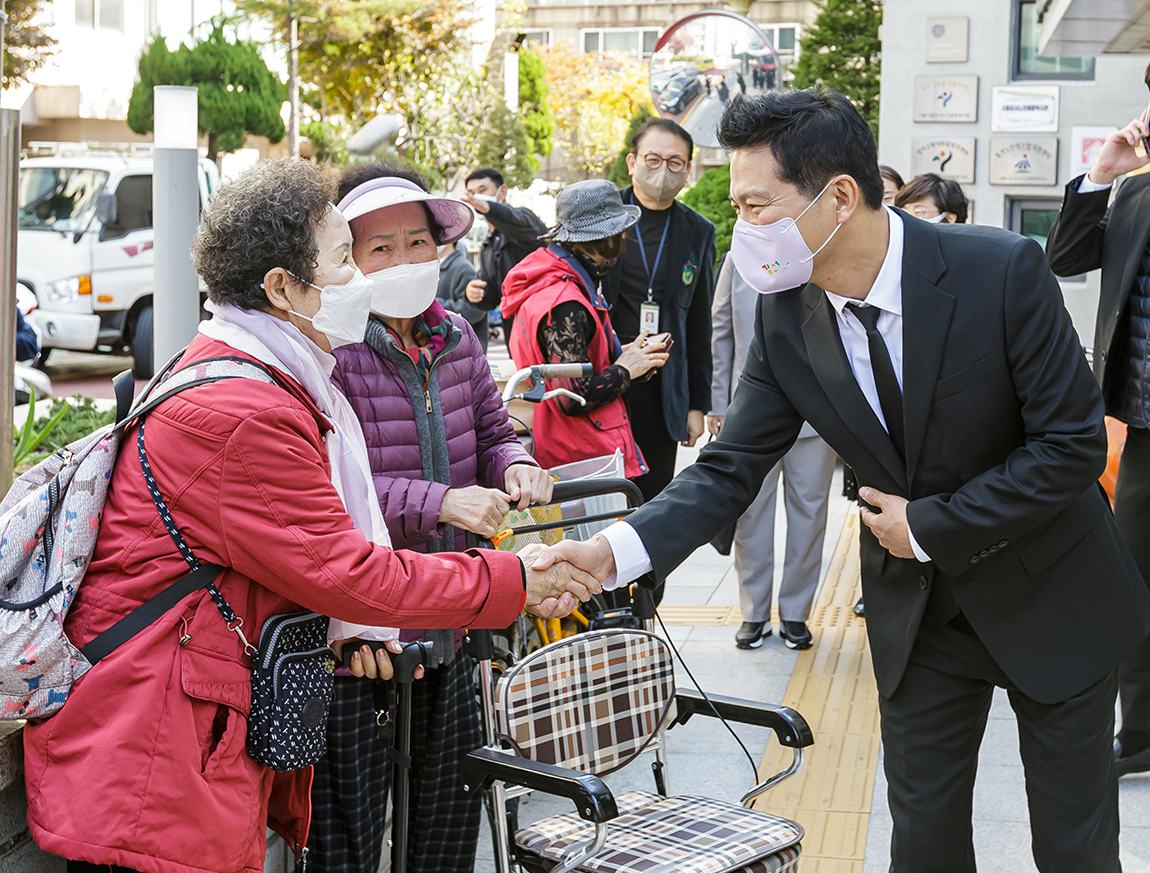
left=627, top=213, right=1150, bottom=703
left=603, top=188, right=717, bottom=439
left=1046, top=172, right=1150, bottom=402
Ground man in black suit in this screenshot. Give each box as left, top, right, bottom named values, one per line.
left=1047, top=82, right=1150, bottom=777
left=538, top=89, right=1150, bottom=871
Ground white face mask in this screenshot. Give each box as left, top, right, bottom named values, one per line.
left=924, top=212, right=948, bottom=224
left=286, top=268, right=373, bottom=348
left=366, top=260, right=442, bottom=318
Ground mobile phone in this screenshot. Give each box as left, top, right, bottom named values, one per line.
left=1136, top=100, right=1150, bottom=158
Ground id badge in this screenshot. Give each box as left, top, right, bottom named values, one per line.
left=640, top=301, right=660, bottom=336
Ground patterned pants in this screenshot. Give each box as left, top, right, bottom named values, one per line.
left=309, top=653, right=484, bottom=873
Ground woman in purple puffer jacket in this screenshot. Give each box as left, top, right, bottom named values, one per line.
left=313, top=163, right=554, bottom=873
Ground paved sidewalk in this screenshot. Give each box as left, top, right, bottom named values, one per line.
left=474, top=442, right=1150, bottom=872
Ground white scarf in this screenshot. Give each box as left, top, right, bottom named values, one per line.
left=198, top=301, right=397, bottom=643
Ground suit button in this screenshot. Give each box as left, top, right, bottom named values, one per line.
left=989, top=544, right=998, bottom=553
left=998, top=539, right=1008, bottom=547
left=979, top=549, right=989, bottom=558
left=970, top=555, right=979, bottom=564
left=919, top=575, right=928, bottom=590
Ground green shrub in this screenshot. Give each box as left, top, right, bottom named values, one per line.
left=679, top=163, right=736, bottom=267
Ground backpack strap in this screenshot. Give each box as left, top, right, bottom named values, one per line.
left=82, top=358, right=280, bottom=665
left=113, top=356, right=279, bottom=435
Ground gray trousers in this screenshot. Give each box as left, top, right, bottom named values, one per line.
left=735, top=434, right=836, bottom=623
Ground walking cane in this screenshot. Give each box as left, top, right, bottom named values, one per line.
left=365, top=639, right=434, bottom=873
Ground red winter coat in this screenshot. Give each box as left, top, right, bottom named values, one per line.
left=501, top=246, right=644, bottom=476
left=23, top=335, right=526, bottom=873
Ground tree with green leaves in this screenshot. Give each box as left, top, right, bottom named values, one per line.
left=518, top=49, right=555, bottom=164
left=237, top=0, right=492, bottom=189
left=127, top=23, right=287, bottom=165
left=791, top=0, right=882, bottom=138
left=473, top=99, right=536, bottom=190
left=607, top=107, right=653, bottom=188
left=680, top=163, right=736, bottom=267
left=1, top=0, right=56, bottom=90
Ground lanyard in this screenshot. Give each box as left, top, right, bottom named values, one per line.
left=631, top=194, right=671, bottom=303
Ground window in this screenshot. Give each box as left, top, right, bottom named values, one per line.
left=75, top=0, right=94, bottom=27
left=1012, top=0, right=1093, bottom=80
left=1007, top=197, right=1084, bottom=281
left=762, top=24, right=801, bottom=67
left=75, top=0, right=122, bottom=30
left=99, top=0, right=121, bottom=31
left=581, top=28, right=661, bottom=60
left=522, top=30, right=550, bottom=49
left=101, top=175, right=153, bottom=241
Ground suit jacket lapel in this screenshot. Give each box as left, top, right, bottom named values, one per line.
left=901, top=266, right=955, bottom=485
left=801, top=285, right=908, bottom=489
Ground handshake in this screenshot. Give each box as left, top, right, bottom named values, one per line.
left=518, top=537, right=619, bottom=618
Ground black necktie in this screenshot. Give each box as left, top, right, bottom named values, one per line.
left=847, top=303, right=905, bottom=460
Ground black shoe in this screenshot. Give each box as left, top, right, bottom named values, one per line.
left=853, top=598, right=865, bottom=618
left=779, top=620, right=813, bottom=650
left=1115, top=738, right=1150, bottom=776
left=735, top=621, right=770, bottom=649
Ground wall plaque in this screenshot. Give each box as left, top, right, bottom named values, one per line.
left=911, top=137, right=976, bottom=183
left=913, top=75, right=978, bottom=123
left=925, top=18, right=969, bottom=64
left=991, top=85, right=1059, bottom=133
left=989, top=137, right=1059, bottom=186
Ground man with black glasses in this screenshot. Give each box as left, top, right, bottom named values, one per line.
left=604, top=119, right=716, bottom=535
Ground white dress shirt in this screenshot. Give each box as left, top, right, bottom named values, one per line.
left=600, top=208, right=928, bottom=590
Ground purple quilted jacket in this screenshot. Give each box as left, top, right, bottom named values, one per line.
left=331, top=305, right=537, bottom=553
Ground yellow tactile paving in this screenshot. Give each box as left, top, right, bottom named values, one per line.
left=751, top=513, right=882, bottom=871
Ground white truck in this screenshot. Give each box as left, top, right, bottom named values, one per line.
left=16, top=143, right=218, bottom=378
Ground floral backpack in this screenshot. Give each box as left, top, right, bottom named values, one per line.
left=0, top=356, right=275, bottom=719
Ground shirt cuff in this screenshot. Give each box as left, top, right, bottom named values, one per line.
left=906, top=520, right=932, bottom=563
left=597, top=521, right=653, bottom=589
left=1077, top=173, right=1113, bottom=194
left=327, top=622, right=400, bottom=647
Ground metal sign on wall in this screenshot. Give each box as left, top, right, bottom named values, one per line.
left=911, top=137, right=976, bottom=183
left=913, top=75, right=979, bottom=123
left=991, top=85, right=1060, bottom=133
left=988, top=137, right=1059, bottom=186
left=925, top=17, right=969, bottom=63
left=1070, top=126, right=1115, bottom=178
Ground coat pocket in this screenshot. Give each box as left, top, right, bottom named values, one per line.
left=1018, top=493, right=1105, bottom=577
left=934, top=356, right=992, bottom=402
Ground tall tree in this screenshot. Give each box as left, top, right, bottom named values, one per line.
left=518, top=49, right=555, bottom=164
left=540, top=41, right=652, bottom=176
left=474, top=99, right=536, bottom=190
left=127, top=23, right=287, bottom=165
left=1, top=0, right=55, bottom=90
left=791, top=0, right=882, bottom=138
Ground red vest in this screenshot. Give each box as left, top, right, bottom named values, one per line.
left=510, top=278, right=645, bottom=477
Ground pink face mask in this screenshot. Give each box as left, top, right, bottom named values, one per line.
left=729, top=179, right=841, bottom=295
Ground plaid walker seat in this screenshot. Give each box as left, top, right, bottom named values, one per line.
left=462, top=628, right=812, bottom=873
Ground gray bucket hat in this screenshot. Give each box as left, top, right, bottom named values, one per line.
left=545, top=179, right=641, bottom=243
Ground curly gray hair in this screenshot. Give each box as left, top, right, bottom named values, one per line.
left=192, top=158, right=336, bottom=310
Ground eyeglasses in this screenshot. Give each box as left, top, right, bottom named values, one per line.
left=640, top=153, right=688, bottom=172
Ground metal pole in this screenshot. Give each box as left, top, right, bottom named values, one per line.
left=153, top=86, right=201, bottom=367
left=288, top=13, right=300, bottom=157
left=0, top=108, right=18, bottom=492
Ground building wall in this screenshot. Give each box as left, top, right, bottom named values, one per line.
left=521, top=0, right=812, bottom=51
left=878, top=0, right=1149, bottom=342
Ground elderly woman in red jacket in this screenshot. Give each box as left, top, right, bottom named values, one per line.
left=22, top=158, right=595, bottom=873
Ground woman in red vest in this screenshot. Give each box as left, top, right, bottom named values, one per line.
left=501, top=180, right=669, bottom=476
